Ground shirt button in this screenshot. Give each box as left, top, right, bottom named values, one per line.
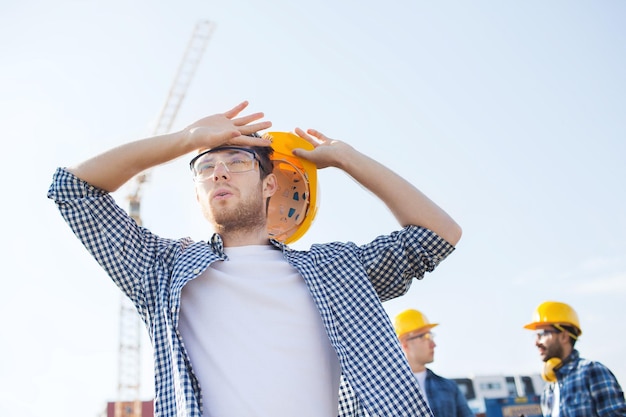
left=193, top=268, right=201, bottom=274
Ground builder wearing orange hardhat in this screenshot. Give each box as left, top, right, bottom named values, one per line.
left=49, top=101, right=463, bottom=417
left=524, top=301, right=626, bottom=416
left=394, top=309, right=474, bottom=417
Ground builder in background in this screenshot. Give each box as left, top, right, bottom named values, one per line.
left=524, top=300, right=626, bottom=417
left=394, top=309, right=474, bottom=417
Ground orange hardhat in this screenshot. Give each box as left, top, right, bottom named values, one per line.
left=394, top=309, right=439, bottom=338
left=266, top=131, right=319, bottom=244
left=523, top=301, right=582, bottom=337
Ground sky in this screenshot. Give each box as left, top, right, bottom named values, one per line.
left=1, top=1, right=625, bottom=416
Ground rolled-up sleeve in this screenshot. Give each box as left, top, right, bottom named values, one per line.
left=47, top=168, right=168, bottom=305
left=360, top=225, right=455, bottom=301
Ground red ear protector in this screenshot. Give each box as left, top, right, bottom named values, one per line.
left=542, top=357, right=563, bottom=382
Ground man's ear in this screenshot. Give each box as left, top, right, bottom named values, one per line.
left=398, top=338, right=408, bottom=351
left=557, top=331, right=570, bottom=344
left=263, top=173, right=278, bottom=198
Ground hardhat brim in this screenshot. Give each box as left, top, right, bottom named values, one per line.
left=266, top=132, right=319, bottom=244
left=523, top=321, right=582, bottom=336
left=397, top=323, right=439, bottom=338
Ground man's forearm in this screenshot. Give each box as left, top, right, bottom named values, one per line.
left=340, top=148, right=462, bottom=246
left=68, top=130, right=190, bottom=192
left=67, top=102, right=272, bottom=193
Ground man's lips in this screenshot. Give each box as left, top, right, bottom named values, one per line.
left=212, top=188, right=234, bottom=200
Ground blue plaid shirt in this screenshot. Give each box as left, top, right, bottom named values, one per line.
left=48, top=167, right=456, bottom=417
left=423, top=369, right=474, bottom=417
left=541, top=350, right=626, bottom=417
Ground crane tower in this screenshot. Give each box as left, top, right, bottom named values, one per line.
left=113, top=20, right=215, bottom=417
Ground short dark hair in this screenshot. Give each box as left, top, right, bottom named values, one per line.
left=553, top=324, right=579, bottom=347
left=247, top=133, right=274, bottom=179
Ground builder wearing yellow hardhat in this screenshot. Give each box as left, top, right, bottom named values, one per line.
left=394, top=309, right=474, bottom=417
left=189, top=130, right=318, bottom=244
left=524, top=301, right=626, bottom=416
left=49, top=101, right=463, bottom=417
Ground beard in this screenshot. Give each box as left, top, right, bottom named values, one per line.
left=208, top=186, right=267, bottom=235
left=541, top=341, right=565, bottom=362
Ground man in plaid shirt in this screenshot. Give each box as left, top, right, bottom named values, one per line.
left=48, top=101, right=462, bottom=417
left=525, top=301, right=626, bottom=416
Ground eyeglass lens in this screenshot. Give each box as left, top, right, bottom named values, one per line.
left=407, top=332, right=435, bottom=341
left=193, top=149, right=258, bottom=178
left=535, top=330, right=555, bottom=339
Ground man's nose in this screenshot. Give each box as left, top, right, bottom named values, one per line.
left=212, top=161, right=230, bottom=179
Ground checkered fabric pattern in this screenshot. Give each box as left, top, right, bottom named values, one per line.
left=541, top=349, right=626, bottom=417
left=48, top=167, right=456, bottom=417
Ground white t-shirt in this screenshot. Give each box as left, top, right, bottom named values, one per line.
left=552, top=382, right=561, bottom=417
left=179, top=245, right=341, bottom=417
left=413, top=370, right=429, bottom=408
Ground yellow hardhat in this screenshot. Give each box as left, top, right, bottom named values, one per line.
left=266, top=131, right=319, bottom=244
left=523, top=301, right=582, bottom=336
left=394, top=309, right=439, bottom=338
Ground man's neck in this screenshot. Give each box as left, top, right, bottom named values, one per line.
left=560, top=345, right=573, bottom=361
left=220, top=228, right=271, bottom=247
left=410, top=363, right=427, bottom=373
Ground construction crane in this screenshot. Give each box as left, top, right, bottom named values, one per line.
left=112, top=20, right=216, bottom=417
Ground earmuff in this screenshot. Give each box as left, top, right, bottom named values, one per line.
left=542, top=357, right=563, bottom=382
